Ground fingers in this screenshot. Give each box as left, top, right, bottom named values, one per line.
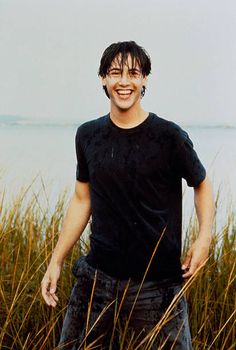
left=182, top=260, right=198, bottom=278
left=181, top=248, right=199, bottom=278
left=41, top=276, right=59, bottom=308
left=182, top=239, right=210, bottom=279
left=182, top=255, right=206, bottom=278
left=181, top=250, right=192, bottom=277
left=49, top=284, right=59, bottom=307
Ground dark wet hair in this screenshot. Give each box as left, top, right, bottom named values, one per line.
left=98, top=41, right=151, bottom=98
left=98, top=41, right=151, bottom=78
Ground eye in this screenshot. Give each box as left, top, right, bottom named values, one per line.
left=129, top=70, right=141, bottom=78
left=108, top=69, right=121, bottom=77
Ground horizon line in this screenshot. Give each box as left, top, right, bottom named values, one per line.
left=0, top=114, right=235, bottom=129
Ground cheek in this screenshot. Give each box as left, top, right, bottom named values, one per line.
left=106, top=83, right=115, bottom=92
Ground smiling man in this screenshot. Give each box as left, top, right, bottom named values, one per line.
left=41, top=41, right=215, bottom=350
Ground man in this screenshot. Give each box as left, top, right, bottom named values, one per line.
left=41, top=41, right=215, bottom=349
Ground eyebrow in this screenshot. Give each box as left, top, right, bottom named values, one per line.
left=109, top=67, right=141, bottom=73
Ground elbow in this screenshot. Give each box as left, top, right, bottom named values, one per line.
left=194, top=174, right=211, bottom=190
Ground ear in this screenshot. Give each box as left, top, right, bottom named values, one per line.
left=142, top=75, right=148, bottom=86
left=100, top=76, right=106, bottom=86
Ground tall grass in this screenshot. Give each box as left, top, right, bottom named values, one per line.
left=0, top=181, right=235, bottom=349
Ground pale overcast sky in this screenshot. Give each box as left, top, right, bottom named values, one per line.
left=0, top=0, right=235, bottom=126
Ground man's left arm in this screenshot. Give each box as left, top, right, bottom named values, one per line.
left=182, top=175, right=215, bottom=278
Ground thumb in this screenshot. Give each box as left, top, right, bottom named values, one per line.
left=182, top=250, right=192, bottom=270
left=50, top=280, right=57, bottom=294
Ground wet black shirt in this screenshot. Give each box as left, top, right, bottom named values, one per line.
left=75, top=112, right=206, bottom=282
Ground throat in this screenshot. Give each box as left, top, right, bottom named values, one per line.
left=109, top=110, right=149, bottom=129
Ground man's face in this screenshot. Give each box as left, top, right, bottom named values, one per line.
left=101, top=54, right=147, bottom=111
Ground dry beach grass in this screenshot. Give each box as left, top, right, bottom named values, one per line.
left=0, top=181, right=235, bottom=349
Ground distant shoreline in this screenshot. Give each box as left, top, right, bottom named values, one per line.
left=0, top=115, right=235, bottom=129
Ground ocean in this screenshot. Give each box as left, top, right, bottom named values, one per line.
left=1, top=119, right=236, bottom=231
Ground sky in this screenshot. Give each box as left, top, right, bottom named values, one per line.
left=0, top=0, right=236, bottom=126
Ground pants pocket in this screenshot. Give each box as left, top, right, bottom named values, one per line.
left=71, top=255, right=98, bottom=279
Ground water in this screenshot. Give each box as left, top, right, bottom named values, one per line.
left=1, top=121, right=236, bottom=230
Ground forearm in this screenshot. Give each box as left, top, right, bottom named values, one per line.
left=50, top=193, right=91, bottom=266
left=194, top=175, right=215, bottom=244
left=182, top=176, right=215, bottom=277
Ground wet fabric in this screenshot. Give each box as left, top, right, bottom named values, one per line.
left=75, top=113, right=206, bottom=281
left=58, top=256, right=193, bottom=350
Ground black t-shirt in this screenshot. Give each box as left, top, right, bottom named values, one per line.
left=75, top=112, right=206, bottom=282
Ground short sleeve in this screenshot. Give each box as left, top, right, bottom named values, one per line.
left=172, top=130, right=206, bottom=187
left=75, top=126, right=89, bottom=182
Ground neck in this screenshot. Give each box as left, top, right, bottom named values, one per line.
left=110, top=104, right=149, bottom=129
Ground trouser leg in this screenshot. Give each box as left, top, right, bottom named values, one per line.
left=57, top=257, right=118, bottom=350
left=118, top=280, right=192, bottom=350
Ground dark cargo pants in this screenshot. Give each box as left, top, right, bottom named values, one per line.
left=58, top=256, right=192, bottom=350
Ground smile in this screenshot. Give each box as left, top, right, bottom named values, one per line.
left=116, top=89, right=133, bottom=97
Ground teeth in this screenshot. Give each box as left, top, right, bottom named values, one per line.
left=117, top=90, right=132, bottom=95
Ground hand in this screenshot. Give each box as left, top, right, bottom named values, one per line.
left=41, top=262, right=61, bottom=307
left=181, top=237, right=210, bottom=278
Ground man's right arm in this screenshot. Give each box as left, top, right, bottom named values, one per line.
left=41, top=180, right=91, bottom=307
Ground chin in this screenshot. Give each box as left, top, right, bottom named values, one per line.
left=113, top=97, right=140, bottom=110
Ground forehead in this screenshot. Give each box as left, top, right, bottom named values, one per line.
left=110, top=53, right=140, bottom=70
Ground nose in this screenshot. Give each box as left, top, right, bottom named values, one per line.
left=119, top=72, right=129, bottom=85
